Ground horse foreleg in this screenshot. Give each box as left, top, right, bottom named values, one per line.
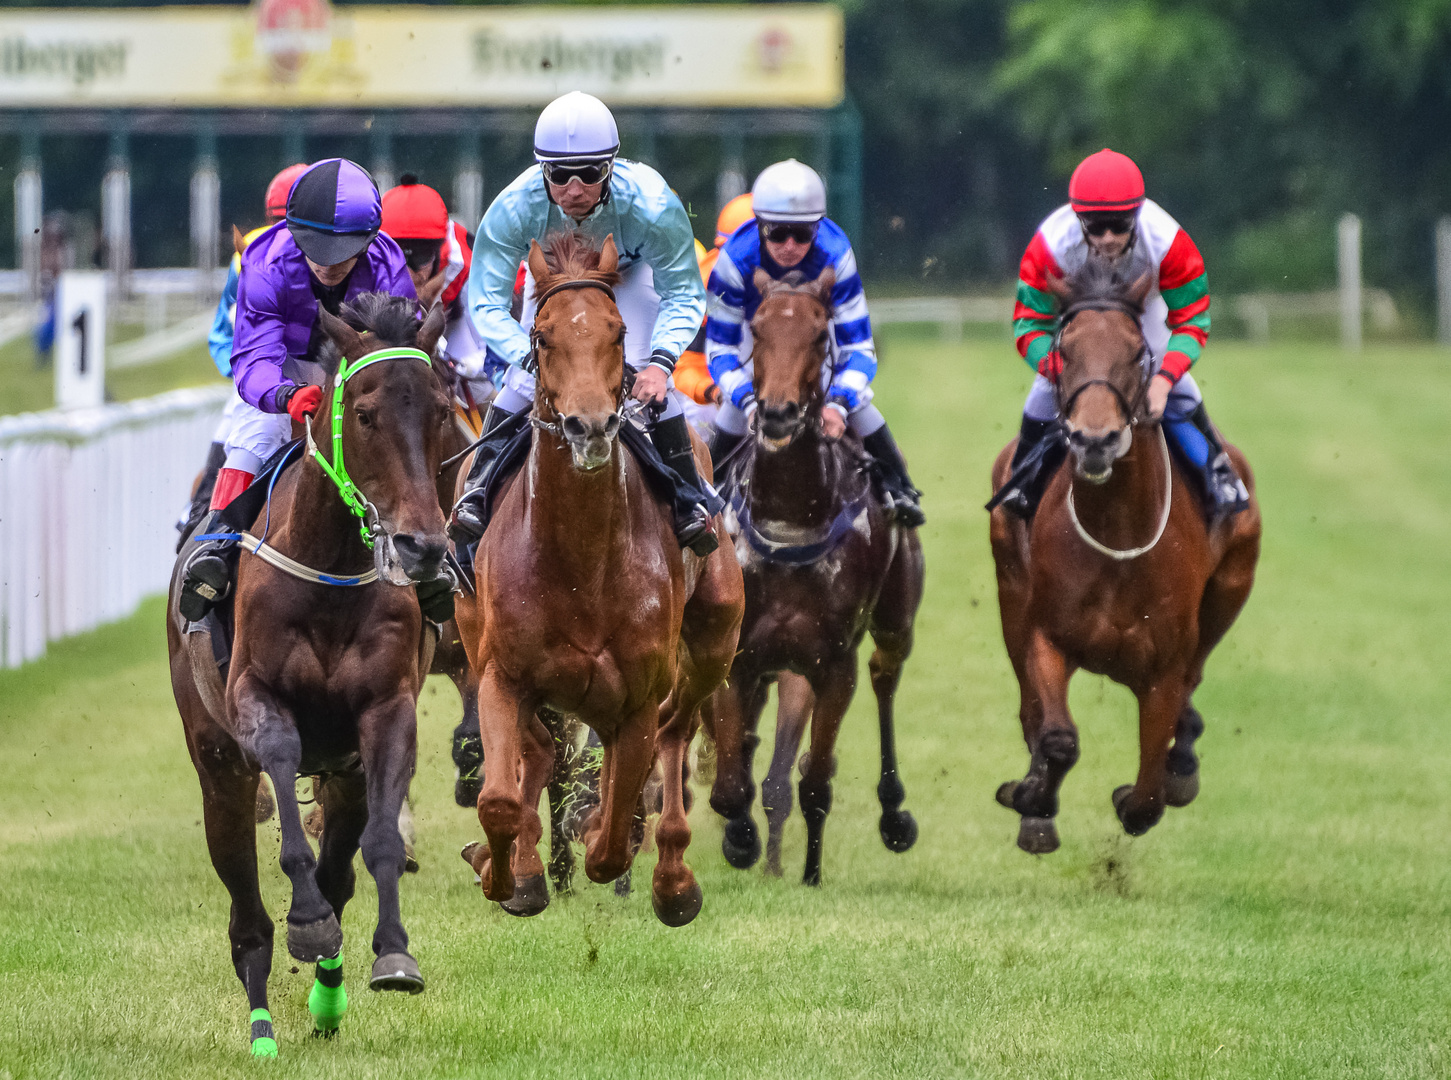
left=762, top=674, right=813, bottom=877
left=1113, top=677, right=1187, bottom=837
left=499, top=710, right=553, bottom=918
left=997, top=629, right=1078, bottom=855
left=234, top=678, right=340, bottom=963
left=708, top=674, right=769, bottom=869
left=472, top=661, right=528, bottom=903
left=583, top=704, right=659, bottom=886
left=800, top=657, right=856, bottom=887
left=450, top=662, right=484, bottom=808
left=309, top=770, right=367, bottom=1034
left=869, top=529, right=924, bottom=855
left=357, top=693, right=425, bottom=993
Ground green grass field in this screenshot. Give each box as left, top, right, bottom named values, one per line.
left=2, top=330, right=1449, bottom=1079
left=0, top=335, right=224, bottom=416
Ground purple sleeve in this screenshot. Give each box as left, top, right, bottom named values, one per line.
left=230, top=262, right=291, bottom=413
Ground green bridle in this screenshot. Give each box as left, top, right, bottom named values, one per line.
left=303, top=345, right=434, bottom=549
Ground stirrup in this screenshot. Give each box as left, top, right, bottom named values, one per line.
left=678, top=506, right=719, bottom=556
left=447, top=496, right=486, bottom=545
left=179, top=552, right=232, bottom=623
left=1206, top=455, right=1250, bottom=519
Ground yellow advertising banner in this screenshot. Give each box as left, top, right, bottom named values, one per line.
left=0, top=3, right=844, bottom=108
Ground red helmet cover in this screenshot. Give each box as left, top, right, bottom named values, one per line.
left=1068, top=149, right=1145, bottom=213
left=381, top=177, right=449, bottom=241
left=264, top=163, right=310, bottom=220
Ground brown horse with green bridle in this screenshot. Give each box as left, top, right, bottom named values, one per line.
left=989, top=260, right=1261, bottom=851
left=453, top=232, right=744, bottom=926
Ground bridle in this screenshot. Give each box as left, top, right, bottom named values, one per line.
left=1051, top=298, right=1155, bottom=430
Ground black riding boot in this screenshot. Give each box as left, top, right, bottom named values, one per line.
left=178, top=511, right=240, bottom=623
left=177, top=442, right=226, bottom=552
left=862, top=425, right=926, bottom=527
left=447, top=404, right=528, bottom=545
left=652, top=413, right=719, bottom=556
left=1170, top=403, right=1250, bottom=519
left=709, top=427, right=746, bottom=472
left=993, top=416, right=1066, bottom=520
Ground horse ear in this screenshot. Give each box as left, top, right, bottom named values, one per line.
left=317, top=306, right=366, bottom=360
left=416, top=263, right=447, bottom=308
left=232, top=225, right=247, bottom=257
left=598, top=233, right=619, bottom=276
left=1127, top=270, right=1154, bottom=307
left=416, top=301, right=447, bottom=359
left=1046, top=270, right=1071, bottom=303
left=753, top=267, right=775, bottom=298
left=810, top=269, right=836, bottom=306
left=527, top=239, right=551, bottom=290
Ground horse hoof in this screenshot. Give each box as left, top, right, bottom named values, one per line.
left=1017, top=816, right=1059, bottom=854
left=995, top=781, right=1019, bottom=810
left=454, top=774, right=483, bottom=809
left=303, top=802, right=325, bottom=841
left=1111, top=784, right=1134, bottom=816
left=1164, top=770, right=1200, bottom=807
left=721, top=816, right=761, bottom=869
left=879, top=809, right=919, bottom=853
left=652, top=881, right=704, bottom=927
left=286, top=913, right=342, bottom=963
left=500, top=874, right=550, bottom=917
left=403, top=841, right=420, bottom=874
left=461, top=841, right=488, bottom=874
left=1112, top=785, right=1159, bottom=836
left=369, top=952, right=425, bottom=994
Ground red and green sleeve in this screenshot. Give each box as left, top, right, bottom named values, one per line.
left=1157, top=229, right=1209, bottom=383
left=1013, top=232, right=1062, bottom=373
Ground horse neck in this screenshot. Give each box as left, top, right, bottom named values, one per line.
left=1068, top=425, right=1169, bottom=549
left=747, top=423, right=846, bottom=529
left=524, top=427, right=631, bottom=581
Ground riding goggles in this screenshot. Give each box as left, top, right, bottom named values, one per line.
left=1078, top=213, right=1136, bottom=237
left=761, top=221, right=818, bottom=245
left=398, top=239, right=443, bottom=274
left=542, top=159, right=613, bottom=187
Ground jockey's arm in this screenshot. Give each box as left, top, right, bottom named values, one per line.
left=1013, top=231, right=1062, bottom=376
left=465, top=201, right=532, bottom=377
left=639, top=193, right=707, bottom=375
left=704, top=251, right=753, bottom=411
left=824, top=246, right=877, bottom=418
left=207, top=257, right=241, bottom=378
left=1157, top=229, right=1211, bottom=385
left=230, top=265, right=295, bottom=413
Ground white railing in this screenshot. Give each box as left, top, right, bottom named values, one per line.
left=0, top=385, right=230, bottom=668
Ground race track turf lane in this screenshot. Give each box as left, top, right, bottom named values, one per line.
left=2, top=333, right=1448, bottom=1078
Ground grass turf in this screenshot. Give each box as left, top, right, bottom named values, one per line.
left=0, top=335, right=224, bottom=416
left=1, top=331, right=1448, bottom=1078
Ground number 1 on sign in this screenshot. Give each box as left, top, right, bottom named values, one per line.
left=72, top=309, right=88, bottom=374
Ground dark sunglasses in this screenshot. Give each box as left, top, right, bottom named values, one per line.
left=762, top=222, right=818, bottom=245
left=1079, top=215, right=1135, bottom=237
left=542, top=160, right=612, bottom=186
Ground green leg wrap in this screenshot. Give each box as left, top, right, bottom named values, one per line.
left=249, top=1007, right=278, bottom=1058
left=308, top=954, right=347, bottom=1035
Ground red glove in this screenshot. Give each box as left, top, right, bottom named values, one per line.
left=1036, top=349, right=1063, bottom=382
left=286, top=384, right=323, bottom=424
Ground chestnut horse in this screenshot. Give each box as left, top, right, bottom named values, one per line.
left=168, top=295, right=453, bottom=1057
left=989, top=260, right=1261, bottom=851
left=453, top=232, right=743, bottom=926
left=709, top=270, right=925, bottom=885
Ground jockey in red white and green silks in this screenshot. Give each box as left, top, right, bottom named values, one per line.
left=997, top=148, right=1249, bottom=520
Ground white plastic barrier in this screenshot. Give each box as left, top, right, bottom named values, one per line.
left=0, top=385, right=230, bottom=668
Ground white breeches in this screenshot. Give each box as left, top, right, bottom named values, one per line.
left=1023, top=369, right=1203, bottom=422
left=222, top=395, right=293, bottom=475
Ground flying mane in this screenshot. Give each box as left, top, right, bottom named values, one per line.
left=537, top=231, right=623, bottom=290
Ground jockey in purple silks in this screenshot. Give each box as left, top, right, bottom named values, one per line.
left=179, top=158, right=417, bottom=622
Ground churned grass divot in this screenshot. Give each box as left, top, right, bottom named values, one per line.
left=1, top=334, right=1448, bottom=1078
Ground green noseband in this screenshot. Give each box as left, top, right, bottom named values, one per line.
left=305, top=346, right=434, bottom=549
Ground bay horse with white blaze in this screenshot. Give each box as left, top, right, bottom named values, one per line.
left=168, top=295, right=453, bottom=1057
left=453, top=232, right=744, bottom=926
left=989, top=260, right=1261, bottom=851
left=709, top=269, right=925, bottom=885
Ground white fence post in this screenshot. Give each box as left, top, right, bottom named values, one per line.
left=14, top=164, right=42, bottom=302
left=1436, top=216, right=1451, bottom=347
left=1338, top=213, right=1362, bottom=352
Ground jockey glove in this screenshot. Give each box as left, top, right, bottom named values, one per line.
left=283, top=384, right=324, bottom=424
left=1037, top=350, right=1063, bottom=382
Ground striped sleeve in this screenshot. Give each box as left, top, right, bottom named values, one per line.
left=827, top=246, right=876, bottom=409
left=1157, top=228, right=1209, bottom=382
left=1013, top=231, right=1062, bottom=371
left=705, top=251, right=753, bottom=409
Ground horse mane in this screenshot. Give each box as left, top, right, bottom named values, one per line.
left=339, top=292, right=423, bottom=347
left=539, top=231, right=622, bottom=288
left=1060, top=255, right=1147, bottom=315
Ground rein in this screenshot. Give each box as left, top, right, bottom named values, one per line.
left=304, top=346, right=434, bottom=549
left=1066, top=425, right=1173, bottom=561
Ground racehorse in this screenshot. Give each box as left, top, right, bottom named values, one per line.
left=453, top=232, right=744, bottom=926
left=708, top=269, right=925, bottom=885
left=988, top=259, right=1261, bottom=851
left=167, top=295, right=453, bottom=1057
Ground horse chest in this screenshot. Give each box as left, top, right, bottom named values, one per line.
left=1040, top=573, right=1196, bottom=677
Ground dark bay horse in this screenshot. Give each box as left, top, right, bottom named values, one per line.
left=709, top=269, right=925, bottom=885
left=168, top=295, right=452, bottom=1057
left=453, top=232, right=744, bottom=926
left=989, top=261, right=1261, bottom=851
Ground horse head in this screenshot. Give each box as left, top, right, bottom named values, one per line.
left=749, top=268, right=836, bottom=450
left=316, top=295, right=452, bottom=585
left=527, top=232, right=625, bottom=471
left=1047, top=258, right=1153, bottom=484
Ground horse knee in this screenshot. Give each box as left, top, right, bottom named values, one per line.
left=760, top=774, right=793, bottom=823
left=478, top=794, right=522, bottom=838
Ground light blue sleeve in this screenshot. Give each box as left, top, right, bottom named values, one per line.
left=639, top=193, right=707, bottom=362
left=466, top=193, right=533, bottom=371
left=207, top=261, right=240, bottom=377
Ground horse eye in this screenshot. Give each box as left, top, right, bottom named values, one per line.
left=355, top=407, right=373, bottom=427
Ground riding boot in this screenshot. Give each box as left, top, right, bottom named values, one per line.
left=447, top=403, right=527, bottom=545
left=995, top=416, right=1066, bottom=520
left=651, top=413, right=719, bottom=556
left=176, top=441, right=226, bottom=552
left=179, top=509, right=242, bottom=623
left=708, top=428, right=746, bottom=472
left=1164, top=403, right=1250, bottom=519
left=861, top=425, right=926, bottom=527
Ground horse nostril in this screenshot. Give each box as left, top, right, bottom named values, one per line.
left=561, top=416, right=588, bottom=440
left=392, top=533, right=446, bottom=579
left=603, top=414, right=621, bottom=437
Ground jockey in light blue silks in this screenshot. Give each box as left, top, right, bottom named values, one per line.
left=447, top=91, right=719, bottom=556
left=704, top=160, right=924, bottom=526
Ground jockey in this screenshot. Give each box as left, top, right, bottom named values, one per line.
left=179, top=162, right=308, bottom=543
left=998, top=148, right=1250, bottom=519
left=380, top=174, right=490, bottom=389
left=705, top=160, right=925, bottom=527
left=448, top=91, right=718, bottom=555
left=179, top=158, right=418, bottom=621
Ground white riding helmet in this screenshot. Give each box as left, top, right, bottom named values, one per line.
left=751, top=159, right=827, bottom=223
left=534, top=92, right=620, bottom=163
